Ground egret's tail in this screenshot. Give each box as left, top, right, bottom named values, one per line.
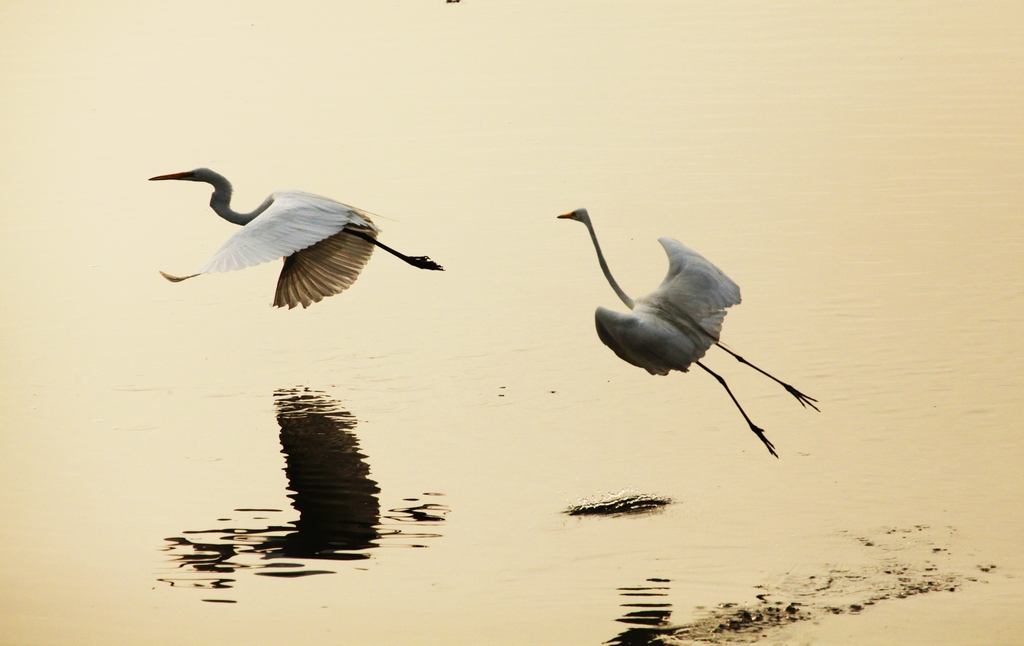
left=159, top=271, right=201, bottom=283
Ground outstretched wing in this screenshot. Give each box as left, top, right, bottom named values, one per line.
left=633, top=237, right=741, bottom=344
left=197, top=191, right=380, bottom=274
left=274, top=225, right=377, bottom=309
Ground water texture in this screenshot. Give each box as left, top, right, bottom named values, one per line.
left=1, top=2, right=1022, bottom=644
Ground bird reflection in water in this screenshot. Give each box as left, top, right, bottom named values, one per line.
left=160, top=388, right=447, bottom=591
left=607, top=578, right=675, bottom=646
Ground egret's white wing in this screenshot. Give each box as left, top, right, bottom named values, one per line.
left=633, top=237, right=741, bottom=343
left=595, top=307, right=709, bottom=375
left=274, top=225, right=377, bottom=309
left=197, top=191, right=380, bottom=274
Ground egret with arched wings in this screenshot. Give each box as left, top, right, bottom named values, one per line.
left=151, top=168, right=443, bottom=309
left=558, top=208, right=817, bottom=457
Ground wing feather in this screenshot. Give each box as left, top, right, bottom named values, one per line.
left=273, top=225, right=377, bottom=309
left=633, top=237, right=741, bottom=343
left=197, top=191, right=380, bottom=275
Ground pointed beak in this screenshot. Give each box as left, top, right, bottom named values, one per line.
left=149, top=171, right=192, bottom=181
left=557, top=211, right=575, bottom=219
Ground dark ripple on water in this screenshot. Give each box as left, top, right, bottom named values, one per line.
left=607, top=578, right=675, bottom=646
left=605, top=526, right=977, bottom=645
left=566, top=490, right=673, bottom=517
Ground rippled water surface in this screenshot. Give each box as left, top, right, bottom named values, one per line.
left=2, top=2, right=1022, bottom=644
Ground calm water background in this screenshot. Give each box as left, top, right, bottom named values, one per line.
left=1, top=2, right=1022, bottom=644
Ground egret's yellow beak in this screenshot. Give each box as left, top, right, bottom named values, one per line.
left=557, top=211, right=575, bottom=219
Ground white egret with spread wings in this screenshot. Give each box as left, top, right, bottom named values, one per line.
left=150, top=168, right=443, bottom=309
left=558, top=208, right=817, bottom=457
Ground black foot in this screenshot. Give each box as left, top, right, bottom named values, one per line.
left=407, top=256, right=444, bottom=271
left=751, top=424, right=779, bottom=459
left=785, top=385, right=820, bottom=412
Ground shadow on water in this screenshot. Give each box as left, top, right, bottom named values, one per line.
left=159, top=387, right=448, bottom=595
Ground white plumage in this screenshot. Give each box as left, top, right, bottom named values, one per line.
left=559, top=207, right=817, bottom=457
left=596, top=237, right=741, bottom=376
left=151, top=168, right=442, bottom=309
left=196, top=191, right=378, bottom=275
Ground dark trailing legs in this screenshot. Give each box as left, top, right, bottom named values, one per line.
left=696, top=361, right=778, bottom=458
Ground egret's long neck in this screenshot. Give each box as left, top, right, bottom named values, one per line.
left=204, top=171, right=260, bottom=225
left=582, top=217, right=634, bottom=309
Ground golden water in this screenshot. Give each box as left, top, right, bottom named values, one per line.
left=2, top=2, right=1022, bottom=644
